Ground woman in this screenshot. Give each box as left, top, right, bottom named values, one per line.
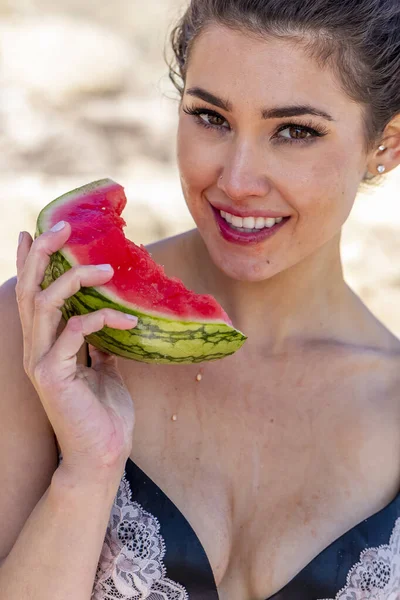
left=0, top=0, right=400, bottom=598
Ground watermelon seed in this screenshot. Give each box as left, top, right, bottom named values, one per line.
left=196, top=373, right=203, bottom=382
left=101, top=207, right=106, bottom=211
left=128, top=267, right=132, bottom=271
left=171, top=414, right=178, bottom=422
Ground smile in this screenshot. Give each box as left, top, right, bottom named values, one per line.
left=210, top=204, right=290, bottom=246
left=220, top=210, right=283, bottom=232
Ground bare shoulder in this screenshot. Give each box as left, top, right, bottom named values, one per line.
left=341, top=296, right=400, bottom=403
left=370, top=318, right=400, bottom=391
left=384, top=334, right=400, bottom=404
left=146, top=229, right=193, bottom=256
left=0, top=276, right=58, bottom=561
left=352, top=324, right=400, bottom=418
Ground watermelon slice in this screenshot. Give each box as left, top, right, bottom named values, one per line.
left=35, top=179, right=247, bottom=363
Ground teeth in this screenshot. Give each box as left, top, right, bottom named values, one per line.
left=220, top=210, right=285, bottom=230
left=255, top=217, right=265, bottom=229
left=243, top=216, right=255, bottom=229
left=231, top=215, right=243, bottom=227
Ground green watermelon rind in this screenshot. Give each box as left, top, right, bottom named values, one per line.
left=36, top=185, right=247, bottom=364
left=41, top=251, right=246, bottom=363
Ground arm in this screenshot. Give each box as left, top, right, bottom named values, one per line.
left=0, top=468, right=120, bottom=600
left=0, top=277, right=123, bottom=599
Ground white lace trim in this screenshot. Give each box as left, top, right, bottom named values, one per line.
left=318, top=517, right=400, bottom=600
left=91, top=472, right=189, bottom=600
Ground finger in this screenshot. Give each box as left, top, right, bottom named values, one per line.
left=15, top=221, right=72, bottom=349
left=88, top=343, right=116, bottom=370
left=87, top=343, right=127, bottom=390
left=40, top=309, right=137, bottom=383
left=16, top=231, right=34, bottom=330
left=15, top=232, right=34, bottom=358
left=19, top=221, right=71, bottom=295
left=16, top=231, right=33, bottom=277
left=30, top=264, right=117, bottom=367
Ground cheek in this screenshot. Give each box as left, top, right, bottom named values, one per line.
left=293, top=148, right=360, bottom=228
left=177, top=119, right=220, bottom=196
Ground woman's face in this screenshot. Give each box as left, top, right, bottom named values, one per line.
left=177, top=26, right=372, bottom=282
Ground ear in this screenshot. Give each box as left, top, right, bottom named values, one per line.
left=366, top=113, right=400, bottom=176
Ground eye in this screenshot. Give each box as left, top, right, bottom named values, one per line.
left=274, top=122, right=328, bottom=144
left=278, top=126, right=312, bottom=140
left=199, top=112, right=228, bottom=128
left=182, top=106, right=230, bottom=131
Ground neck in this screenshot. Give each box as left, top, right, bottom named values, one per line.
left=187, top=231, right=355, bottom=353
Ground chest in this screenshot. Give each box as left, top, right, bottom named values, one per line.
left=119, top=355, right=400, bottom=599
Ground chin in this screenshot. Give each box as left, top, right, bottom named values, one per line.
left=206, top=242, right=280, bottom=282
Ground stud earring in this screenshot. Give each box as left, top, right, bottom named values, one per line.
left=378, top=145, right=386, bottom=152
left=377, top=164, right=386, bottom=174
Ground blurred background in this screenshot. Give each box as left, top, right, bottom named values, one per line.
left=0, top=0, right=398, bottom=336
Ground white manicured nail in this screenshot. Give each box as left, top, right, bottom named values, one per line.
left=96, top=264, right=113, bottom=271
left=50, top=221, right=66, bottom=232
left=124, top=314, right=137, bottom=321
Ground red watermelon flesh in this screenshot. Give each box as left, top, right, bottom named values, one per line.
left=47, top=179, right=232, bottom=324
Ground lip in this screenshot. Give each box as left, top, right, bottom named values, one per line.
left=211, top=204, right=290, bottom=246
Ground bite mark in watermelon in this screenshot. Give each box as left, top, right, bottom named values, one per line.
left=35, top=178, right=247, bottom=363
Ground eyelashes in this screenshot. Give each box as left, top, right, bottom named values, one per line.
left=183, top=106, right=229, bottom=130
left=274, top=121, right=329, bottom=143
left=182, top=105, right=329, bottom=145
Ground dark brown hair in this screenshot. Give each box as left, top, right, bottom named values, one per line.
left=168, top=0, right=400, bottom=154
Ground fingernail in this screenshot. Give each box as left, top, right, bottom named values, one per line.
left=50, top=221, right=66, bottom=233
left=18, top=231, right=23, bottom=246
left=96, top=264, right=113, bottom=271
left=124, top=314, right=137, bottom=321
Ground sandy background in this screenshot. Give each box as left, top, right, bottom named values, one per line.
left=0, top=0, right=398, bottom=337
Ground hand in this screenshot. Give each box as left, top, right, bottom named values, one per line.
left=15, top=221, right=137, bottom=483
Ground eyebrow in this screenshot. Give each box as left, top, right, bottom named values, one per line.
left=185, top=86, right=335, bottom=122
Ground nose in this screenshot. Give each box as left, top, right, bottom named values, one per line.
left=217, top=139, right=272, bottom=202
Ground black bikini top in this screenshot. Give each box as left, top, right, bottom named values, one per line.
left=91, top=457, right=400, bottom=600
